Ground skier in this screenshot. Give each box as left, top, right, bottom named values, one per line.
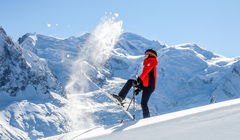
left=113, top=49, right=158, bottom=118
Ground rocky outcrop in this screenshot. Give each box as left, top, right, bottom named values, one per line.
left=0, top=27, right=65, bottom=97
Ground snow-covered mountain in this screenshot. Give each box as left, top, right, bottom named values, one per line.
left=18, top=32, right=90, bottom=87
left=1, top=19, right=240, bottom=140
left=17, top=27, right=240, bottom=123
left=0, top=27, right=69, bottom=139
left=0, top=27, right=65, bottom=98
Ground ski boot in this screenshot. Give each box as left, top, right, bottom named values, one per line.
left=112, top=94, right=123, bottom=103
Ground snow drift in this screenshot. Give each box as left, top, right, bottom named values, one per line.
left=42, top=98, right=240, bottom=140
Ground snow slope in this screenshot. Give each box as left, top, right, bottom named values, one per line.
left=42, top=98, right=240, bottom=140
left=0, top=92, right=69, bottom=140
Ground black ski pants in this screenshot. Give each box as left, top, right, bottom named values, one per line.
left=118, top=79, right=155, bottom=118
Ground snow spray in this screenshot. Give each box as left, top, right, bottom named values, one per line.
left=64, top=13, right=123, bottom=131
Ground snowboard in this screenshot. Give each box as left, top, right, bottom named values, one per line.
left=81, top=72, right=135, bottom=121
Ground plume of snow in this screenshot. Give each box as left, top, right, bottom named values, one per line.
left=64, top=14, right=123, bottom=131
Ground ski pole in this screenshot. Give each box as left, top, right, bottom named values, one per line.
left=120, top=95, right=135, bottom=123
left=133, top=87, right=136, bottom=120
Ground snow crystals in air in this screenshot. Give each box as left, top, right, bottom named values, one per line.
left=63, top=14, right=123, bottom=131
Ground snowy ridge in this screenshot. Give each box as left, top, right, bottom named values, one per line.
left=19, top=32, right=90, bottom=86
left=0, top=27, right=65, bottom=97
left=42, top=98, right=240, bottom=140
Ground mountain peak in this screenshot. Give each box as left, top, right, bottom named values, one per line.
left=0, top=27, right=7, bottom=41
left=121, top=32, right=147, bottom=41
left=172, top=43, right=220, bottom=60
left=0, top=26, right=7, bottom=36
left=18, top=32, right=37, bottom=44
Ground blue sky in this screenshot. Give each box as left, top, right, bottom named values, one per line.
left=1, top=0, right=240, bottom=58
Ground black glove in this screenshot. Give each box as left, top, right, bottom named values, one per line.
left=132, top=77, right=142, bottom=87
left=134, top=89, right=141, bottom=96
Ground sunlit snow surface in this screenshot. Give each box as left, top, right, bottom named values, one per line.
left=42, top=98, right=240, bottom=140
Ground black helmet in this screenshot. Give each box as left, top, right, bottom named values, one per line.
left=145, top=49, right=157, bottom=57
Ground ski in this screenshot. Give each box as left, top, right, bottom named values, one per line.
left=81, top=72, right=135, bottom=121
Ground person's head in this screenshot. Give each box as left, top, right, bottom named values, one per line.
left=144, top=49, right=157, bottom=59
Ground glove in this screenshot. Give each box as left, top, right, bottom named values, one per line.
left=132, top=80, right=138, bottom=87
left=132, top=77, right=142, bottom=87
left=134, top=89, right=141, bottom=96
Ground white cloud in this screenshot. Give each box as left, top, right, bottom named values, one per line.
left=56, top=24, right=58, bottom=26
left=68, top=25, right=70, bottom=27
left=47, top=23, right=51, bottom=27
left=115, top=13, right=119, bottom=17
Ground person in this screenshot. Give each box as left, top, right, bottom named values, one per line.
left=112, top=49, right=158, bottom=118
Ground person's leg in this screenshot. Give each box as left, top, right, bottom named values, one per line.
left=118, top=79, right=135, bottom=99
left=141, top=88, right=154, bottom=118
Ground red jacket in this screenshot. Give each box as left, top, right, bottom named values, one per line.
left=139, top=57, right=158, bottom=88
